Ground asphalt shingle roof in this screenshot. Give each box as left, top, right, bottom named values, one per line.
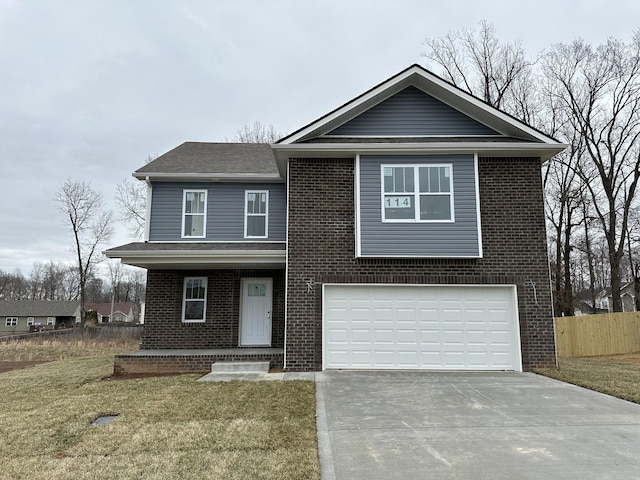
left=134, top=142, right=279, bottom=176
left=0, top=300, right=80, bottom=317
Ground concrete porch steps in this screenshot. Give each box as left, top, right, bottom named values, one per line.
left=209, top=361, right=270, bottom=374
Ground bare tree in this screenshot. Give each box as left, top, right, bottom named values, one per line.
left=115, top=179, right=146, bottom=239
left=0, top=269, right=29, bottom=300
left=55, top=180, right=113, bottom=324
left=115, top=155, right=155, bottom=240
left=422, top=20, right=537, bottom=118
left=232, top=121, right=284, bottom=143
left=107, top=260, right=123, bottom=322
left=543, top=35, right=640, bottom=311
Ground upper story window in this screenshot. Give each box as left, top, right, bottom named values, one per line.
left=182, top=190, right=207, bottom=238
left=245, top=191, right=268, bottom=238
left=382, top=164, right=454, bottom=222
left=182, top=277, right=207, bottom=323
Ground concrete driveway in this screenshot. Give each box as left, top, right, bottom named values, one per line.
left=315, top=371, right=640, bottom=480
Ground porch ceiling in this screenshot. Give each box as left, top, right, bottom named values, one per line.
left=104, top=242, right=286, bottom=270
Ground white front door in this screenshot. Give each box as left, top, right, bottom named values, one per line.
left=240, top=278, right=272, bottom=346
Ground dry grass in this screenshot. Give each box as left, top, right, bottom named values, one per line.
left=536, top=352, right=640, bottom=404
left=0, top=329, right=140, bottom=362
left=0, top=355, right=319, bottom=480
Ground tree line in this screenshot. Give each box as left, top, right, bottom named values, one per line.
left=0, top=260, right=145, bottom=305
left=423, top=21, right=640, bottom=314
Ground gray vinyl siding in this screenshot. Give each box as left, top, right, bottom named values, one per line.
left=329, top=86, right=498, bottom=137
left=359, top=155, right=480, bottom=257
left=149, top=183, right=286, bottom=242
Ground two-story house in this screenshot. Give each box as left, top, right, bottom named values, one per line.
left=106, top=64, right=566, bottom=374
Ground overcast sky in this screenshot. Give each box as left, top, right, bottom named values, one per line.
left=1, top=0, right=639, bottom=277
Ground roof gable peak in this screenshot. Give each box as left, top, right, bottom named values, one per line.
left=277, top=64, right=558, bottom=146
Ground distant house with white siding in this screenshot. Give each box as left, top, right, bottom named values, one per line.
left=85, top=303, right=136, bottom=323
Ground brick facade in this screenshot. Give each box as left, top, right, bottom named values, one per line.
left=142, top=268, right=285, bottom=349
left=285, top=157, right=556, bottom=372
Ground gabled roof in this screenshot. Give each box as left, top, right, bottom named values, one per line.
left=0, top=300, right=80, bottom=317
left=273, top=64, right=566, bottom=164
left=134, top=142, right=282, bottom=182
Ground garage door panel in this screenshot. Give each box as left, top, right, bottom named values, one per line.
left=324, top=285, right=521, bottom=371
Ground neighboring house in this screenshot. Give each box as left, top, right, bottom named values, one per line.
left=572, top=290, right=609, bottom=316
left=0, top=300, right=81, bottom=333
left=85, top=302, right=136, bottom=323
left=589, top=283, right=637, bottom=314
left=606, top=282, right=637, bottom=313
left=106, top=64, right=566, bottom=373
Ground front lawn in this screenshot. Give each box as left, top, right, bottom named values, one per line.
left=0, top=356, right=319, bottom=480
left=536, top=353, right=640, bottom=404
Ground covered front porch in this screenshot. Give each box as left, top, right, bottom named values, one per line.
left=113, top=347, right=285, bottom=376
left=105, top=242, right=287, bottom=375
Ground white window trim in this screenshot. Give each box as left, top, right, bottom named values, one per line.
left=27, top=317, right=34, bottom=326
left=47, top=317, right=55, bottom=326
left=380, top=163, right=455, bottom=223
left=5, top=317, right=17, bottom=327
left=244, top=190, right=269, bottom=239
left=181, top=189, right=207, bottom=239
left=182, top=277, right=207, bottom=323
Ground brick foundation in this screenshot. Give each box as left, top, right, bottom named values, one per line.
left=113, top=350, right=284, bottom=376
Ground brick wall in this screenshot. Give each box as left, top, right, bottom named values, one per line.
left=142, top=268, right=285, bottom=349
left=285, top=157, right=556, bottom=371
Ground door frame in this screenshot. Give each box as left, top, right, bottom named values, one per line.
left=239, top=277, right=273, bottom=346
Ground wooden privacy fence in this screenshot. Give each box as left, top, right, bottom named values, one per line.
left=554, top=312, right=640, bottom=357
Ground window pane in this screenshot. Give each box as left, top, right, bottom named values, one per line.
left=247, top=192, right=267, bottom=214
left=404, top=168, right=414, bottom=192
left=193, top=193, right=205, bottom=213
left=247, top=194, right=254, bottom=213
left=185, top=279, right=205, bottom=300
left=184, top=300, right=205, bottom=320
left=383, top=167, right=394, bottom=192
left=419, top=167, right=429, bottom=193
left=420, top=195, right=451, bottom=220
left=248, top=283, right=266, bottom=297
left=247, top=216, right=266, bottom=237
left=440, top=167, right=451, bottom=192
left=184, top=215, right=204, bottom=236
left=393, top=168, right=404, bottom=192
left=185, top=192, right=205, bottom=214
left=429, top=167, right=440, bottom=192
left=384, top=195, right=415, bottom=219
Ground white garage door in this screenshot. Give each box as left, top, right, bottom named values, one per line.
left=323, top=285, right=521, bottom=371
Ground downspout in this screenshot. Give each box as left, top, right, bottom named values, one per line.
left=144, top=176, right=152, bottom=242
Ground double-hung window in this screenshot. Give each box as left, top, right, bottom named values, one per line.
left=47, top=317, right=55, bottom=326
left=182, top=277, right=207, bottom=323
left=5, top=317, right=17, bottom=327
left=27, top=317, right=34, bottom=326
left=382, top=164, right=454, bottom=222
left=245, top=191, right=268, bottom=238
left=182, top=190, right=207, bottom=238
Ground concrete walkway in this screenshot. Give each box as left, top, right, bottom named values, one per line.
left=315, top=371, right=640, bottom=480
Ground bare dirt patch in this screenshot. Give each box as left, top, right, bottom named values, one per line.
left=0, top=361, right=49, bottom=373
